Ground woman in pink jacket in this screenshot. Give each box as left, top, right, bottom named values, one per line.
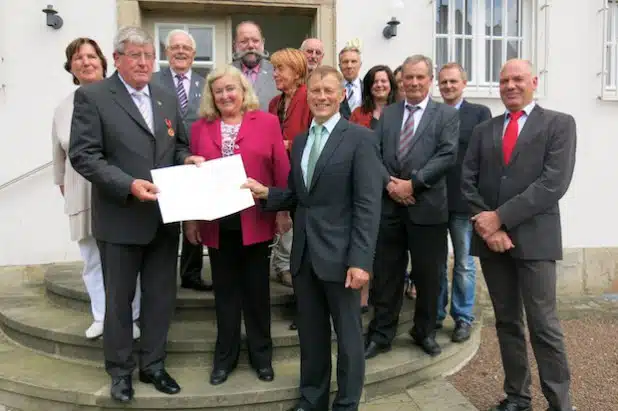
left=184, top=65, right=291, bottom=386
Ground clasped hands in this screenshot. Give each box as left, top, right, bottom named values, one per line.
left=130, top=155, right=206, bottom=202
left=471, top=211, right=515, bottom=253
left=386, top=176, right=416, bottom=205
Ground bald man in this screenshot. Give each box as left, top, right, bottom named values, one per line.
left=461, top=59, right=575, bottom=411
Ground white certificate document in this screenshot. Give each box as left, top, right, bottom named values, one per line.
left=150, top=154, right=255, bottom=223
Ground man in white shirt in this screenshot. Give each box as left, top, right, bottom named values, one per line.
left=338, top=45, right=363, bottom=119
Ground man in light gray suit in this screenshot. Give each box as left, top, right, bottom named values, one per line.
left=461, top=59, right=575, bottom=411
left=243, top=65, right=383, bottom=411
left=231, top=21, right=278, bottom=111
left=69, top=27, right=204, bottom=403
left=365, top=55, right=459, bottom=359
left=151, top=29, right=211, bottom=292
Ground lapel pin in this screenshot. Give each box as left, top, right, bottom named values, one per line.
left=157, top=100, right=162, bottom=106
left=195, top=81, right=199, bottom=87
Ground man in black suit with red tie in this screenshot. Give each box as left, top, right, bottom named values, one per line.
left=461, top=59, right=575, bottom=411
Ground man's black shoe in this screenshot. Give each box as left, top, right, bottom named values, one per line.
left=139, top=368, right=181, bottom=394
left=181, top=278, right=213, bottom=292
left=489, top=399, right=532, bottom=411
left=364, top=341, right=391, bottom=359
left=452, top=321, right=472, bottom=343
left=110, top=375, right=133, bottom=403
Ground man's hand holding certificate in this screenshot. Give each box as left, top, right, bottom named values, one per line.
left=151, top=154, right=255, bottom=223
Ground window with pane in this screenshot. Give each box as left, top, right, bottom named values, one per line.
left=435, top=0, right=527, bottom=87
left=155, top=24, right=215, bottom=78
left=603, top=1, right=618, bottom=92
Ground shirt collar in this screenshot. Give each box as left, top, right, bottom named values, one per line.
left=170, top=67, right=192, bottom=81
left=505, top=101, right=536, bottom=118
left=405, top=94, right=430, bottom=112
left=454, top=99, right=464, bottom=110
left=118, top=73, right=150, bottom=97
left=346, top=77, right=360, bottom=88
left=242, top=63, right=260, bottom=74
left=310, top=112, right=341, bottom=135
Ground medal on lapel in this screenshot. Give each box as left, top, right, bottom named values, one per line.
left=165, top=118, right=175, bottom=137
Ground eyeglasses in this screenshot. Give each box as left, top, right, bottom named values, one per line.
left=168, top=44, right=194, bottom=52
left=119, top=51, right=155, bottom=61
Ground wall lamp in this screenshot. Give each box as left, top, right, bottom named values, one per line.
left=42, top=4, right=63, bottom=30
left=382, top=17, right=401, bottom=39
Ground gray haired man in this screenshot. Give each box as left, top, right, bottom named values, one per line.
left=70, top=26, right=204, bottom=402
left=151, top=29, right=211, bottom=292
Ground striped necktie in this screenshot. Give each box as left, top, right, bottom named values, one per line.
left=132, top=91, right=153, bottom=133
left=175, top=74, right=188, bottom=114
left=398, top=104, right=420, bottom=161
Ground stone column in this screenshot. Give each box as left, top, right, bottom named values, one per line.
left=117, top=0, right=142, bottom=28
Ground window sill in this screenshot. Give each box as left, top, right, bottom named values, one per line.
left=432, top=88, right=502, bottom=100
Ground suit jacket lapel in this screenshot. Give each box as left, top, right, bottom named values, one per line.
left=150, top=86, right=177, bottom=161
left=162, top=69, right=175, bottom=92
left=389, top=101, right=406, bottom=157
left=493, top=115, right=506, bottom=167
left=294, top=132, right=309, bottom=194
left=508, top=105, right=543, bottom=165
left=309, top=119, right=346, bottom=192
left=409, top=99, right=437, bottom=150
left=109, top=73, right=153, bottom=136
left=188, top=76, right=202, bottom=108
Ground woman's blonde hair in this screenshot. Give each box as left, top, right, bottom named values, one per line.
left=198, top=65, right=260, bottom=120
left=270, top=48, right=308, bottom=86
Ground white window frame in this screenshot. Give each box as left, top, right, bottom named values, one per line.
left=154, top=23, right=216, bottom=75
left=432, top=0, right=550, bottom=99
left=600, top=0, right=618, bottom=100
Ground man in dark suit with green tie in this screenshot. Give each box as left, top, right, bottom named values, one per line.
left=243, top=65, right=383, bottom=411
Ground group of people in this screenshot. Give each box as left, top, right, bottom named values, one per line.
left=52, top=17, right=576, bottom=411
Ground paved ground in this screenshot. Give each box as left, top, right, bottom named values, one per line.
left=449, top=294, right=618, bottom=411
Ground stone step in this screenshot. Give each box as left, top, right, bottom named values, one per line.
left=45, top=263, right=297, bottom=321
left=0, top=323, right=481, bottom=411
left=0, top=279, right=415, bottom=366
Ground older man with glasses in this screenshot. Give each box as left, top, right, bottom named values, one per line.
left=152, top=29, right=211, bottom=293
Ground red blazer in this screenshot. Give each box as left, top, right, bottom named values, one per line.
left=349, top=107, right=374, bottom=129
left=268, top=84, right=312, bottom=152
left=190, top=110, right=290, bottom=249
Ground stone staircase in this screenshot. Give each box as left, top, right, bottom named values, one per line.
left=0, top=262, right=481, bottom=410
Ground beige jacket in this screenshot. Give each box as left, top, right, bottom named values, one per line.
left=51, top=91, right=92, bottom=216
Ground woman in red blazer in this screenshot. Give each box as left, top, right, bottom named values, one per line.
left=268, top=48, right=313, bottom=154
left=184, top=65, right=291, bottom=386
left=267, top=49, right=312, bottom=330
left=349, top=65, right=398, bottom=312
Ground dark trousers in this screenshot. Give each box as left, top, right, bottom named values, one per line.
left=294, top=254, right=364, bottom=411
left=97, top=226, right=179, bottom=378
left=481, top=255, right=572, bottom=410
left=369, top=212, right=447, bottom=345
left=179, top=234, right=204, bottom=281
left=207, top=229, right=272, bottom=371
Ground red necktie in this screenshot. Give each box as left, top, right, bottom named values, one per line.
left=502, top=111, right=525, bottom=164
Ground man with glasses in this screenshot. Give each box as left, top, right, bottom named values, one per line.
left=70, top=26, right=204, bottom=403
left=300, top=38, right=324, bottom=75
left=152, top=29, right=211, bottom=292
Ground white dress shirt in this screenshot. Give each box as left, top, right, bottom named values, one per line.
left=118, top=73, right=154, bottom=132
left=170, top=67, right=192, bottom=99
left=502, top=101, right=536, bottom=138
left=400, top=94, right=431, bottom=135
left=345, top=77, right=362, bottom=112
left=301, top=112, right=342, bottom=185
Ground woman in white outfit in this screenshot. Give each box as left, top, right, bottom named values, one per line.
left=52, top=37, right=141, bottom=339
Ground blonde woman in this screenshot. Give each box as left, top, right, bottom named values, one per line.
left=184, top=66, right=290, bottom=385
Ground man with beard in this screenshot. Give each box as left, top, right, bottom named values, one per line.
left=232, top=21, right=277, bottom=111
left=300, top=38, right=324, bottom=75
left=152, top=29, right=211, bottom=292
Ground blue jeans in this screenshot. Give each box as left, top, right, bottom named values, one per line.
left=437, top=213, right=476, bottom=325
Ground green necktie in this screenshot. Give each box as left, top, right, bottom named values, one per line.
left=306, top=124, right=325, bottom=185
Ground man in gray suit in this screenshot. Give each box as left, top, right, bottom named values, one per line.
left=365, top=55, right=459, bottom=359
left=69, top=27, right=204, bottom=403
left=243, top=65, right=383, bottom=411
left=151, top=29, right=211, bottom=292
left=231, top=21, right=277, bottom=111
left=461, top=59, right=575, bottom=411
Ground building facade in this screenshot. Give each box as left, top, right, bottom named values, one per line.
left=0, top=0, right=616, bottom=292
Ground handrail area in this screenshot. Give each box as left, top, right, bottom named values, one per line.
left=0, top=161, right=53, bottom=192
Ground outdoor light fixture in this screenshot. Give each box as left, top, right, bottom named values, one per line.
left=42, top=4, right=63, bottom=30
left=383, top=0, right=404, bottom=39
left=383, top=17, right=401, bottom=39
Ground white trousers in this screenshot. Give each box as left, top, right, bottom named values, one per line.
left=78, top=236, right=140, bottom=322
left=271, top=228, right=293, bottom=273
